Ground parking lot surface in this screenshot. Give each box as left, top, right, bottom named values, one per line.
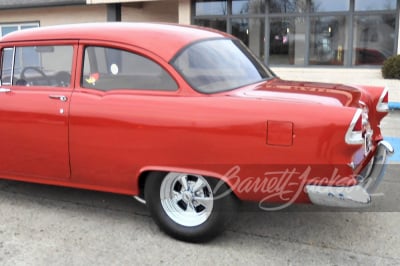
left=0, top=111, right=399, bottom=266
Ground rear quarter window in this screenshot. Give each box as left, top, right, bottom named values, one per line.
left=82, top=46, right=178, bottom=92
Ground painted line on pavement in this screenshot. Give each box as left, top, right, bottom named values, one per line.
left=389, top=102, right=400, bottom=110
left=385, top=136, right=400, bottom=162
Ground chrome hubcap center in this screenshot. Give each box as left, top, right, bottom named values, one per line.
left=182, top=191, right=193, bottom=203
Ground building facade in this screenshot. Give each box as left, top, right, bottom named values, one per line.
left=194, top=0, right=399, bottom=68
left=1, top=0, right=400, bottom=91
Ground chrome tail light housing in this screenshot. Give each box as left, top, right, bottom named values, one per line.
left=345, top=109, right=364, bottom=145
left=376, top=87, right=389, bottom=112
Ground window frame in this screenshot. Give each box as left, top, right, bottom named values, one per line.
left=0, top=46, right=16, bottom=86
left=1, top=40, right=77, bottom=89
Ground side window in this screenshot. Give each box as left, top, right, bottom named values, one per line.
left=82, top=46, right=177, bottom=91
left=1, top=47, right=14, bottom=85
left=10, top=45, right=73, bottom=87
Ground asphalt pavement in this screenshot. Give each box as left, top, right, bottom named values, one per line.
left=0, top=111, right=399, bottom=266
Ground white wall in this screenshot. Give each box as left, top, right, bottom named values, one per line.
left=0, top=5, right=107, bottom=26
left=178, top=0, right=191, bottom=25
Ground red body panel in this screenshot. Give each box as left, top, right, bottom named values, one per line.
left=0, top=88, right=71, bottom=179
left=0, top=23, right=388, bottom=204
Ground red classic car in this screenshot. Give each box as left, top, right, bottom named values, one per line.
left=0, top=23, right=394, bottom=242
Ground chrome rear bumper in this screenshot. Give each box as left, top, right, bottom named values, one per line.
left=305, top=140, right=394, bottom=208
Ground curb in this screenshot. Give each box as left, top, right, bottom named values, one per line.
left=389, top=102, right=400, bottom=110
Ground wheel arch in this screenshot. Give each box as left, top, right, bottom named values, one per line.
left=135, top=166, right=240, bottom=201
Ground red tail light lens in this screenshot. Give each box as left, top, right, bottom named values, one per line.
left=382, top=91, right=389, bottom=103
left=353, top=114, right=363, bottom=132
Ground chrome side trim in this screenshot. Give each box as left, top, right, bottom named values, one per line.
left=133, top=195, right=146, bottom=204
left=0, top=88, right=11, bottom=93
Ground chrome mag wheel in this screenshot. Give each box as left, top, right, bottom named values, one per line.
left=145, top=171, right=237, bottom=242
left=160, top=172, right=214, bottom=227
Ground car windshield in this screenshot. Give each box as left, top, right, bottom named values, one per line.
left=171, top=38, right=275, bottom=94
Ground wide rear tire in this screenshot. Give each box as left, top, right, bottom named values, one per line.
left=145, top=171, right=237, bottom=242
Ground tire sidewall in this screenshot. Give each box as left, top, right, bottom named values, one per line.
left=145, top=172, right=236, bottom=242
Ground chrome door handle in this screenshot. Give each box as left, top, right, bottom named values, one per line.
left=49, top=95, right=68, bottom=102
left=0, top=88, right=11, bottom=93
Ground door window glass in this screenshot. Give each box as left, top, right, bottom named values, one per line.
left=82, top=46, right=177, bottom=91
left=12, top=45, right=73, bottom=87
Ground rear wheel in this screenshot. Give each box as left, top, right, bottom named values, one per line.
left=145, top=171, right=237, bottom=242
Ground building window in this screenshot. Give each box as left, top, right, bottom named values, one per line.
left=192, top=0, right=399, bottom=67
left=194, top=18, right=227, bottom=31
left=309, top=16, right=347, bottom=65
left=0, top=23, right=39, bottom=37
left=268, top=0, right=307, bottom=13
left=353, top=14, right=396, bottom=65
left=269, top=17, right=306, bottom=65
left=231, top=18, right=265, bottom=59
left=195, top=0, right=228, bottom=15
left=354, top=0, right=397, bottom=11
left=232, top=0, right=265, bottom=15
left=310, top=0, right=349, bottom=12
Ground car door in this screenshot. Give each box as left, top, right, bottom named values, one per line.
left=0, top=42, right=76, bottom=180
left=69, top=43, right=179, bottom=191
